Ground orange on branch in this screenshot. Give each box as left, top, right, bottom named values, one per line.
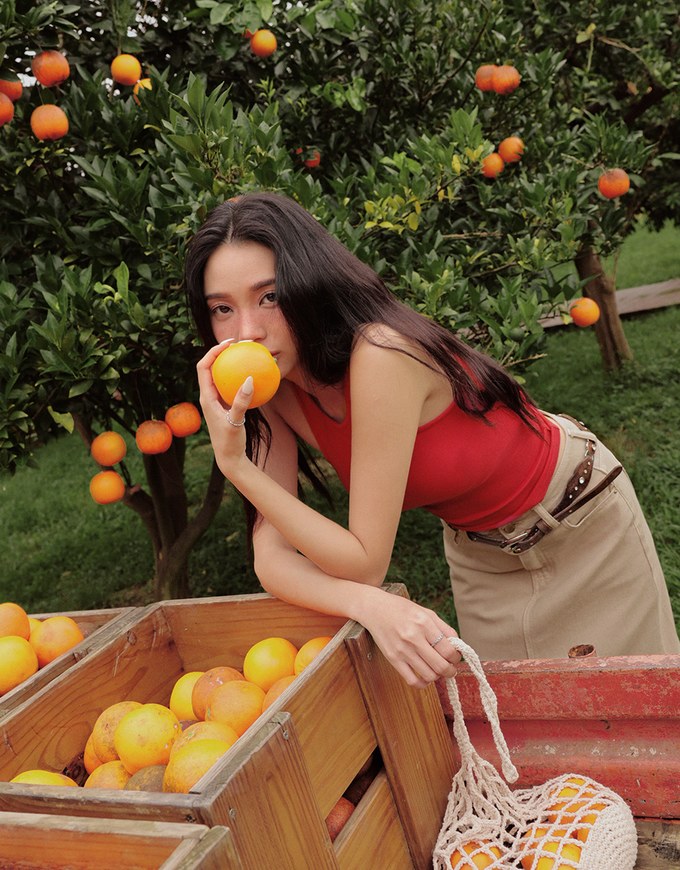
left=569, top=297, right=600, bottom=327
left=111, top=54, right=142, bottom=86
left=250, top=29, right=277, bottom=58
left=29, top=615, right=84, bottom=667
left=0, top=93, right=14, bottom=125
left=0, top=76, right=23, bottom=101
left=474, top=64, right=498, bottom=92
left=90, top=430, right=127, bottom=466
left=31, top=50, right=70, bottom=87
left=165, top=402, right=201, bottom=437
left=89, top=470, right=126, bottom=504
left=211, top=341, right=281, bottom=409
left=0, top=636, right=38, bottom=695
left=498, top=136, right=524, bottom=163
left=30, top=104, right=68, bottom=140
left=133, top=77, right=152, bottom=103
left=135, top=419, right=173, bottom=454
left=597, top=168, right=630, bottom=199
left=481, top=153, right=504, bottom=178
left=492, top=64, right=521, bottom=94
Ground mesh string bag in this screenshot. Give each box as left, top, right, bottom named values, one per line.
left=432, top=638, right=638, bottom=870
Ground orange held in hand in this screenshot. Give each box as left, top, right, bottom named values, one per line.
left=211, top=340, right=281, bottom=409
left=250, top=29, right=277, bottom=58
left=30, top=104, right=69, bottom=140
left=569, top=297, right=600, bottom=328
left=597, top=168, right=630, bottom=199
left=111, top=54, right=142, bottom=86
left=31, top=50, right=70, bottom=87
left=91, top=430, right=127, bottom=466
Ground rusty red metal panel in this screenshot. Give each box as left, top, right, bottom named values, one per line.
left=436, top=654, right=680, bottom=819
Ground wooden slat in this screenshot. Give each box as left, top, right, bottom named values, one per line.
left=335, top=770, right=412, bottom=869
left=634, top=819, right=680, bottom=869
left=162, top=825, right=243, bottom=869
left=207, top=712, right=336, bottom=868
left=345, top=622, right=456, bottom=869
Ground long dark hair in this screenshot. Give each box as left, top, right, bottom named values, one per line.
left=184, top=192, right=541, bottom=532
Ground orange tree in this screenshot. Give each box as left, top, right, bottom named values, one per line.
left=1, top=0, right=678, bottom=598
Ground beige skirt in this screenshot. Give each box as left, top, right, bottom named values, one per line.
left=442, top=413, right=680, bottom=661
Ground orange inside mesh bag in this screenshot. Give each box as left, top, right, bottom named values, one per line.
left=433, top=639, right=638, bottom=870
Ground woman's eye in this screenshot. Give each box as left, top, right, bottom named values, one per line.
left=210, top=304, right=231, bottom=316
left=262, top=291, right=278, bottom=304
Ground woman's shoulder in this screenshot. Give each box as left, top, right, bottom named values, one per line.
left=353, top=322, right=432, bottom=365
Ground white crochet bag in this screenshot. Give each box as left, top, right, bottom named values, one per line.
left=433, top=638, right=638, bottom=870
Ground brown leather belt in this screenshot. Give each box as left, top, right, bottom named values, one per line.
left=464, top=421, right=623, bottom=554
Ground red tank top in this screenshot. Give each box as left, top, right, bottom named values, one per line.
left=292, top=378, right=560, bottom=531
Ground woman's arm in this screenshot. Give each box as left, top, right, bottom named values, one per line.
left=197, top=336, right=431, bottom=585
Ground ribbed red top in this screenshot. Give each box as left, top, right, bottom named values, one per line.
left=292, top=378, right=560, bottom=530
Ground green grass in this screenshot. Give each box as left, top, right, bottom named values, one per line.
left=1, top=225, right=679, bottom=631
left=603, top=220, right=680, bottom=289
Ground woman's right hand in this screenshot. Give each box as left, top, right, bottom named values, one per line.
left=354, top=584, right=461, bottom=688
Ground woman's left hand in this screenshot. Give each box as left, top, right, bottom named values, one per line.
left=196, top=340, right=253, bottom=477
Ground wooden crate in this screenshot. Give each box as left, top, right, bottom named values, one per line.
left=0, top=587, right=455, bottom=868
left=0, top=812, right=241, bottom=869
left=0, top=607, right=135, bottom=717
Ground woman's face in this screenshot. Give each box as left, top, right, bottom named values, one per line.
left=203, top=241, right=299, bottom=380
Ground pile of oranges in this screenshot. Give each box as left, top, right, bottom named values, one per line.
left=0, top=601, right=84, bottom=697
left=88, top=401, right=202, bottom=505
left=7, top=634, right=331, bottom=794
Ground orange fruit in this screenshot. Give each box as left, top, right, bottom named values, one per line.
left=114, top=703, right=181, bottom=774
left=89, top=470, right=126, bottom=504
left=0, top=76, right=23, bottom=101
left=498, top=136, right=524, bottom=163
left=294, top=636, right=332, bottom=675
left=598, top=168, right=630, bottom=199
left=326, top=796, right=355, bottom=843
left=520, top=827, right=581, bottom=870
left=0, top=601, right=30, bottom=639
left=110, top=54, right=142, bottom=86
left=124, top=764, right=166, bottom=791
left=90, top=431, right=127, bottom=466
left=474, top=64, right=498, bottom=92
left=0, top=92, right=14, bottom=126
left=545, top=775, right=599, bottom=823
left=481, top=153, right=504, bottom=178
left=165, top=402, right=201, bottom=437
left=205, top=679, right=265, bottom=736
left=170, top=720, right=239, bottom=758
left=211, top=341, right=281, bottom=409
left=450, top=841, right=503, bottom=869
left=304, top=149, right=321, bottom=168
left=492, top=64, right=521, bottom=94
left=569, top=297, right=600, bottom=327
left=29, top=615, right=84, bottom=668
left=262, top=674, right=296, bottom=711
left=163, top=737, right=233, bottom=794
left=132, top=77, right=152, bottom=103
left=169, top=671, right=205, bottom=721
left=91, top=700, right=143, bottom=763
left=84, top=759, right=131, bottom=789
left=0, top=636, right=39, bottom=695
left=191, top=666, right=243, bottom=721
left=575, top=801, right=608, bottom=841
left=27, top=616, right=42, bottom=642
left=10, top=769, right=78, bottom=787
left=30, top=104, right=68, bottom=140
left=83, top=733, right=103, bottom=775
left=31, top=50, right=70, bottom=87
left=243, top=637, right=298, bottom=692
left=250, top=29, right=277, bottom=58
left=135, top=419, right=173, bottom=454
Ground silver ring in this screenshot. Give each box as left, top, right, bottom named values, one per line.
left=429, top=632, right=445, bottom=648
left=226, top=410, right=246, bottom=428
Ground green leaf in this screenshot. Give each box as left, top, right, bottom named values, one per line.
left=47, top=407, right=75, bottom=433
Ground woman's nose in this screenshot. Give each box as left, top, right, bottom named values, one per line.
left=236, top=311, right=266, bottom=343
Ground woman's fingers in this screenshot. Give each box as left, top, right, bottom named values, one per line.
left=227, top=376, right=254, bottom=424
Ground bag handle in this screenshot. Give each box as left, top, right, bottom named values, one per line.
left=445, top=637, right=519, bottom=783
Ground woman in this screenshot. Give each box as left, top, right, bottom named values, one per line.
left=187, top=192, right=679, bottom=686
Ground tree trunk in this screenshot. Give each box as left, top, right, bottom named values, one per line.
left=574, top=243, right=633, bottom=371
